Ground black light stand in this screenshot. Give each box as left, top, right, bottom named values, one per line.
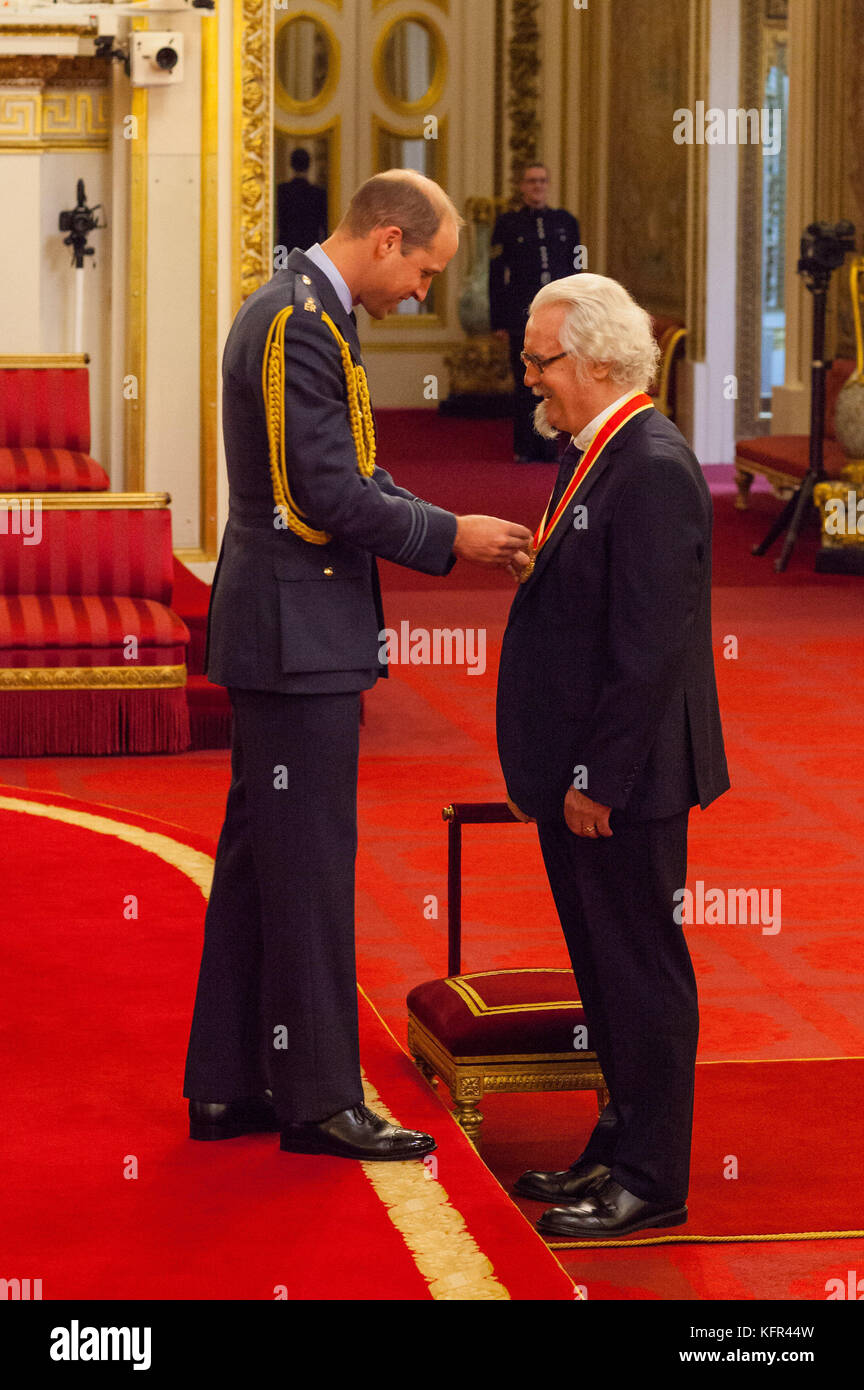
left=752, top=219, right=856, bottom=572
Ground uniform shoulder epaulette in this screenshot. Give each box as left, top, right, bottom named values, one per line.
left=292, top=272, right=321, bottom=315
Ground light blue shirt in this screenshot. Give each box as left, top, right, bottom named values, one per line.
left=305, top=243, right=354, bottom=318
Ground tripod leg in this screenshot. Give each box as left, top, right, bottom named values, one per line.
left=752, top=488, right=797, bottom=556
left=774, top=471, right=818, bottom=572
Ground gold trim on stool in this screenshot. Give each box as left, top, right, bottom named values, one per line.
left=0, top=665, right=187, bottom=691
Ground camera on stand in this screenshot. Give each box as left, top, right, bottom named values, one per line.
left=58, top=180, right=105, bottom=270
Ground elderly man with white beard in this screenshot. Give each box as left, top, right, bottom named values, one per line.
left=496, top=273, right=729, bottom=1237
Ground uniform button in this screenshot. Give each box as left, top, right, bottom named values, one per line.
left=301, top=275, right=311, bottom=284
left=323, top=566, right=334, bottom=577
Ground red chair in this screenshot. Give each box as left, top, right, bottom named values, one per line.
left=734, top=359, right=856, bottom=509
left=0, top=355, right=110, bottom=493
left=0, top=494, right=190, bottom=755
left=407, top=803, right=609, bottom=1149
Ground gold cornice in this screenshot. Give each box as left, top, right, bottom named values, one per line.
left=0, top=492, right=170, bottom=509
left=0, top=88, right=109, bottom=149
left=200, top=13, right=219, bottom=559
left=0, top=665, right=187, bottom=690
left=0, top=24, right=97, bottom=35
left=0, top=55, right=106, bottom=86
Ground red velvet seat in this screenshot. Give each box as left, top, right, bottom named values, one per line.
left=734, top=359, right=856, bottom=508
left=0, top=498, right=190, bottom=755
left=408, top=970, right=590, bottom=1055
left=0, top=446, right=109, bottom=493
left=0, top=357, right=109, bottom=492
left=407, top=805, right=608, bottom=1148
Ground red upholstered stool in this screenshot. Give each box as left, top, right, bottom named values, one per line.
left=407, top=804, right=609, bottom=1148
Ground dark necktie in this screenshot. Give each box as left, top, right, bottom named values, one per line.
left=547, top=446, right=583, bottom=517
left=349, top=309, right=357, bottom=327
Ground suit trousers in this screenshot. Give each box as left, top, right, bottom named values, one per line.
left=183, top=687, right=365, bottom=1125
left=536, top=808, right=698, bottom=1204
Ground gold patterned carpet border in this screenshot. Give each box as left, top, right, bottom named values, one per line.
left=1, top=790, right=523, bottom=1301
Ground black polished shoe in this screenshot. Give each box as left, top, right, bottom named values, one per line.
left=189, top=1092, right=279, bottom=1141
left=537, top=1175, right=688, bottom=1239
left=279, top=1103, right=436, bottom=1162
left=513, top=1159, right=610, bottom=1203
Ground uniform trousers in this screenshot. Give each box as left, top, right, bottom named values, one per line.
left=536, top=807, right=698, bottom=1204
left=183, top=687, right=365, bottom=1125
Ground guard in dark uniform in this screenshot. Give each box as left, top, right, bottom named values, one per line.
left=489, top=164, right=581, bottom=461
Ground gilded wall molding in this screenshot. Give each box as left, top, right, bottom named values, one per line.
left=124, top=14, right=148, bottom=492
left=684, top=0, right=709, bottom=362
left=199, top=13, right=219, bottom=557
left=233, top=0, right=273, bottom=310
left=735, top=0, right=773, bottom=438
left=506, top=0, right=541, bottom=201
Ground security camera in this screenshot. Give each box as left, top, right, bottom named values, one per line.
left=130, top=33, right=184, bottom=86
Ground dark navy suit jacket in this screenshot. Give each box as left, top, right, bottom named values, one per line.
left=496, top=408, right=730, bottom=821
left=206, top=249, right=458, bottom=694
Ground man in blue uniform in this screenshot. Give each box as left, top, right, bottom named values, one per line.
left=489, top=164, right=581, bottom=462
left=184, top=170, right=533, bottom=1163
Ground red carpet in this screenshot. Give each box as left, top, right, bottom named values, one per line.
left=0, top=787, right=574, bottom=1301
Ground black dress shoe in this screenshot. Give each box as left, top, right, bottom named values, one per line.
left=537, top=1175, right=688, bottom=1238
left=279, top=1104, right=436, bottom=1162
left=189, top=1092, right=279, bottom=1141
left=513, top=1159, right=610, bottom=1203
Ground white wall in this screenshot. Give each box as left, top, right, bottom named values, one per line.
left=0, top=150, right=43, bottom=353
left=40, top=148, right=112, bottom=469
left=688, top=0, right=740, bottom=466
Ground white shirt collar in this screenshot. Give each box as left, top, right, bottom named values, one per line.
left=571, top=391, right=636, bottom=452
left=304, top=243, right=354, bottom=319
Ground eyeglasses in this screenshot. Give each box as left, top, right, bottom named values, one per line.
left=520, top=350, right=568, bottom=375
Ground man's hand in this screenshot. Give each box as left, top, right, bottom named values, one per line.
left=453, top=515, right=534, bottom=566
left=506, top=549, right=533, bottom=581
left=564, top=787, right=612, bottom=838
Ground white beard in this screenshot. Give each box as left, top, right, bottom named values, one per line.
left=533, top=397, right=560, bottom=440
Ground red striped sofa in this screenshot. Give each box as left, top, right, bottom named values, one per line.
left=0, top=494, right=190, bottom=755
left=0, top=355, right=110, bottom=493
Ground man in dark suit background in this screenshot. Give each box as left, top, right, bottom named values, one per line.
left=488, top=163, right=581, bottom=462
left=496, top=272, right=729, bottom=1236
left=276, top=147, right=328, bottom=255
left=184, top=170, right=533, bottom=1163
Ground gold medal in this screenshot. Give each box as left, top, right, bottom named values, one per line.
left=518, top=546, right=536, bottom=584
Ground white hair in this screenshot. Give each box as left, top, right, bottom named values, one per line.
left=529, top=273, right=661, bottom=391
